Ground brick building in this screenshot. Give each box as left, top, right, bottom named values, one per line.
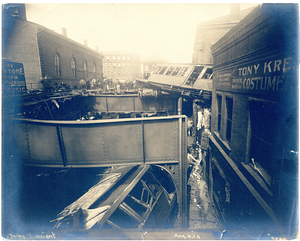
left=102, top=52, right=142, bottom=82
left=208, top=3, right=298, bottom=238
left=2, top=4, right=104, bottom=90
left=192, top=4, right=256, bottom=65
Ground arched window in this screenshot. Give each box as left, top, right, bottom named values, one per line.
left=93, top=63, right=97, bottom=78
left=93, top=63, right=96, bottom=73
left=71, top=57, right=76, bottom=78
left=54, top=53, right=61, bottom=77
left=83, top=61, right=88, bottom=78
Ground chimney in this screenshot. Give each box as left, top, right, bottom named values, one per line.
left=62, top=27, right=67, bottom=37
left=5, top=4, right=27, bottom=20
left=84, top=39, right=88, bottom=47
left=17, top=4, right=27, bottom=20
left=95, top=46, right=99, bottom=52
left=230, top=3, right=240, bottom=21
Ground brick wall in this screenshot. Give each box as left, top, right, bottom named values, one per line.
left=229, top=93, right=249, bottom=162
left=3, top=18, right=42, bottom=89
left=102, top=53, right=142, bottom=81
left=193, top=23, right=237, bottom=65
left=211, top=90, right=249, bottom=164
left=37, top=29, right=103, bottom=83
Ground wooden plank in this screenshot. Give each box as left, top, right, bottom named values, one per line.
left=210, top=135, right=284, bottom=234
left=241, top=162, right=273, bottom=196
left=97, top=165, right=150, bottom=227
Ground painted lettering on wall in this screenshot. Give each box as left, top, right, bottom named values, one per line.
left=2, top=60, right=27, bottom=97
left=216, top=56, right=297, bottom=94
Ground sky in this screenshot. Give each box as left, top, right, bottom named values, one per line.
left=25, top=3, right=260, bottom=63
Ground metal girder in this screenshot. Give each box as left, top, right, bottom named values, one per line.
left=12, top=116, right=188, bottom=229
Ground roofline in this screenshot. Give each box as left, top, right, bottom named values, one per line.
left=197, top=6, right=257, bottom=26
left=153, top=63, right=213, bottom=67
left=102, top=52, right=141, bottom=57
left=29, top=20, right=104, bottom=57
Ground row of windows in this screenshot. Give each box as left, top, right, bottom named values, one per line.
left=104, top=56, right=139, bottom=62
left=54, top=53, right=97, bottom=78
left=216, top=93, right=287, bottom=182
left=104, top=70, right=138, bottom=74
left=104, top=69, right=137, bottom=72
left=216, top=93, right=285, bottom=182
left=152, top=66, right=189, bottom=77
left=104, top=72, right=138, bottom=75
left=103, top=64, right=138, bottom=68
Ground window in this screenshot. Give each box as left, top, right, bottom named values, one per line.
left=203, top=68, right=213, bottom=79
left=186, top=66, right=203, bottom=85
left=107, top=56, right=109, bottom=61
left=118, top=56, right=120, bottom=60
left=93, top=63, right=97, bottom=78
left=171, top=67, right=181, bottom=76
left=153, top=67, right=161, bottom=74
left=249, top=101, right=281, bottom=184
left=113, top=56, right=116, bottom=60
left=71, top=57, right=76, bottom=78
left=178, top=67, right=188, bottom=76
left=83, top=61, right=88, bottom=78
left=54, top=53, right=61, bottom=77
left=165, top=67, right=175, bottom=75
left=217, top=94, right=222, bottom=132
left=226, top=97, right=233, bottom=142
left=158, top=66, right=168, bottom=75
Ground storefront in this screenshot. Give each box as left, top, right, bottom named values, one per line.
left=209, top=3, right=298, bottom=238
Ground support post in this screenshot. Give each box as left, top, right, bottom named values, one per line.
left=178, top=97, right=182, bottom=115
left=178, top=116, right=188, bottom=229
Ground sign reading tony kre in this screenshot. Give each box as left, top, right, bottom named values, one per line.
left=215, top=56, right=298, bottom=95
left=2, top=60, right=27, bottom=98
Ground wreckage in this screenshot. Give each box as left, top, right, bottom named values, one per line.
left=52, top=165, right=177, bottom=230
left=8, top=63, right=213, bottom=231
left=10, top=91, right=188, bottom=230
left=137, top=64, right=212, bottom=99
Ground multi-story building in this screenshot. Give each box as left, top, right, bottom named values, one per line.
left=102, top=52, right=142, bottom=82
left=192, top=4, right=257, bottom=65
left=3, top=4, right=104, bottom=90
left=208, top=3, right=298, bottom=238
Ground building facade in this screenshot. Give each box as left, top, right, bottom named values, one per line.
left=37, top=28, right=103, bottom=89
left=193, top=4, right=256, bottom=65
left=209, top=3, right=298, bottom=238
left=102, top=52, right=142, bottom=82
left=3, top=4, right=104, bottom=90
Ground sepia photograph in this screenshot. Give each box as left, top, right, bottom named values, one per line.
left=2, top=2, right=299, bottom=240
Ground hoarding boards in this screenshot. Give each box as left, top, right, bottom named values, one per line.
left=2, top=60, right=27, bottom=98
left=215, top=56, right=297, bottom=95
